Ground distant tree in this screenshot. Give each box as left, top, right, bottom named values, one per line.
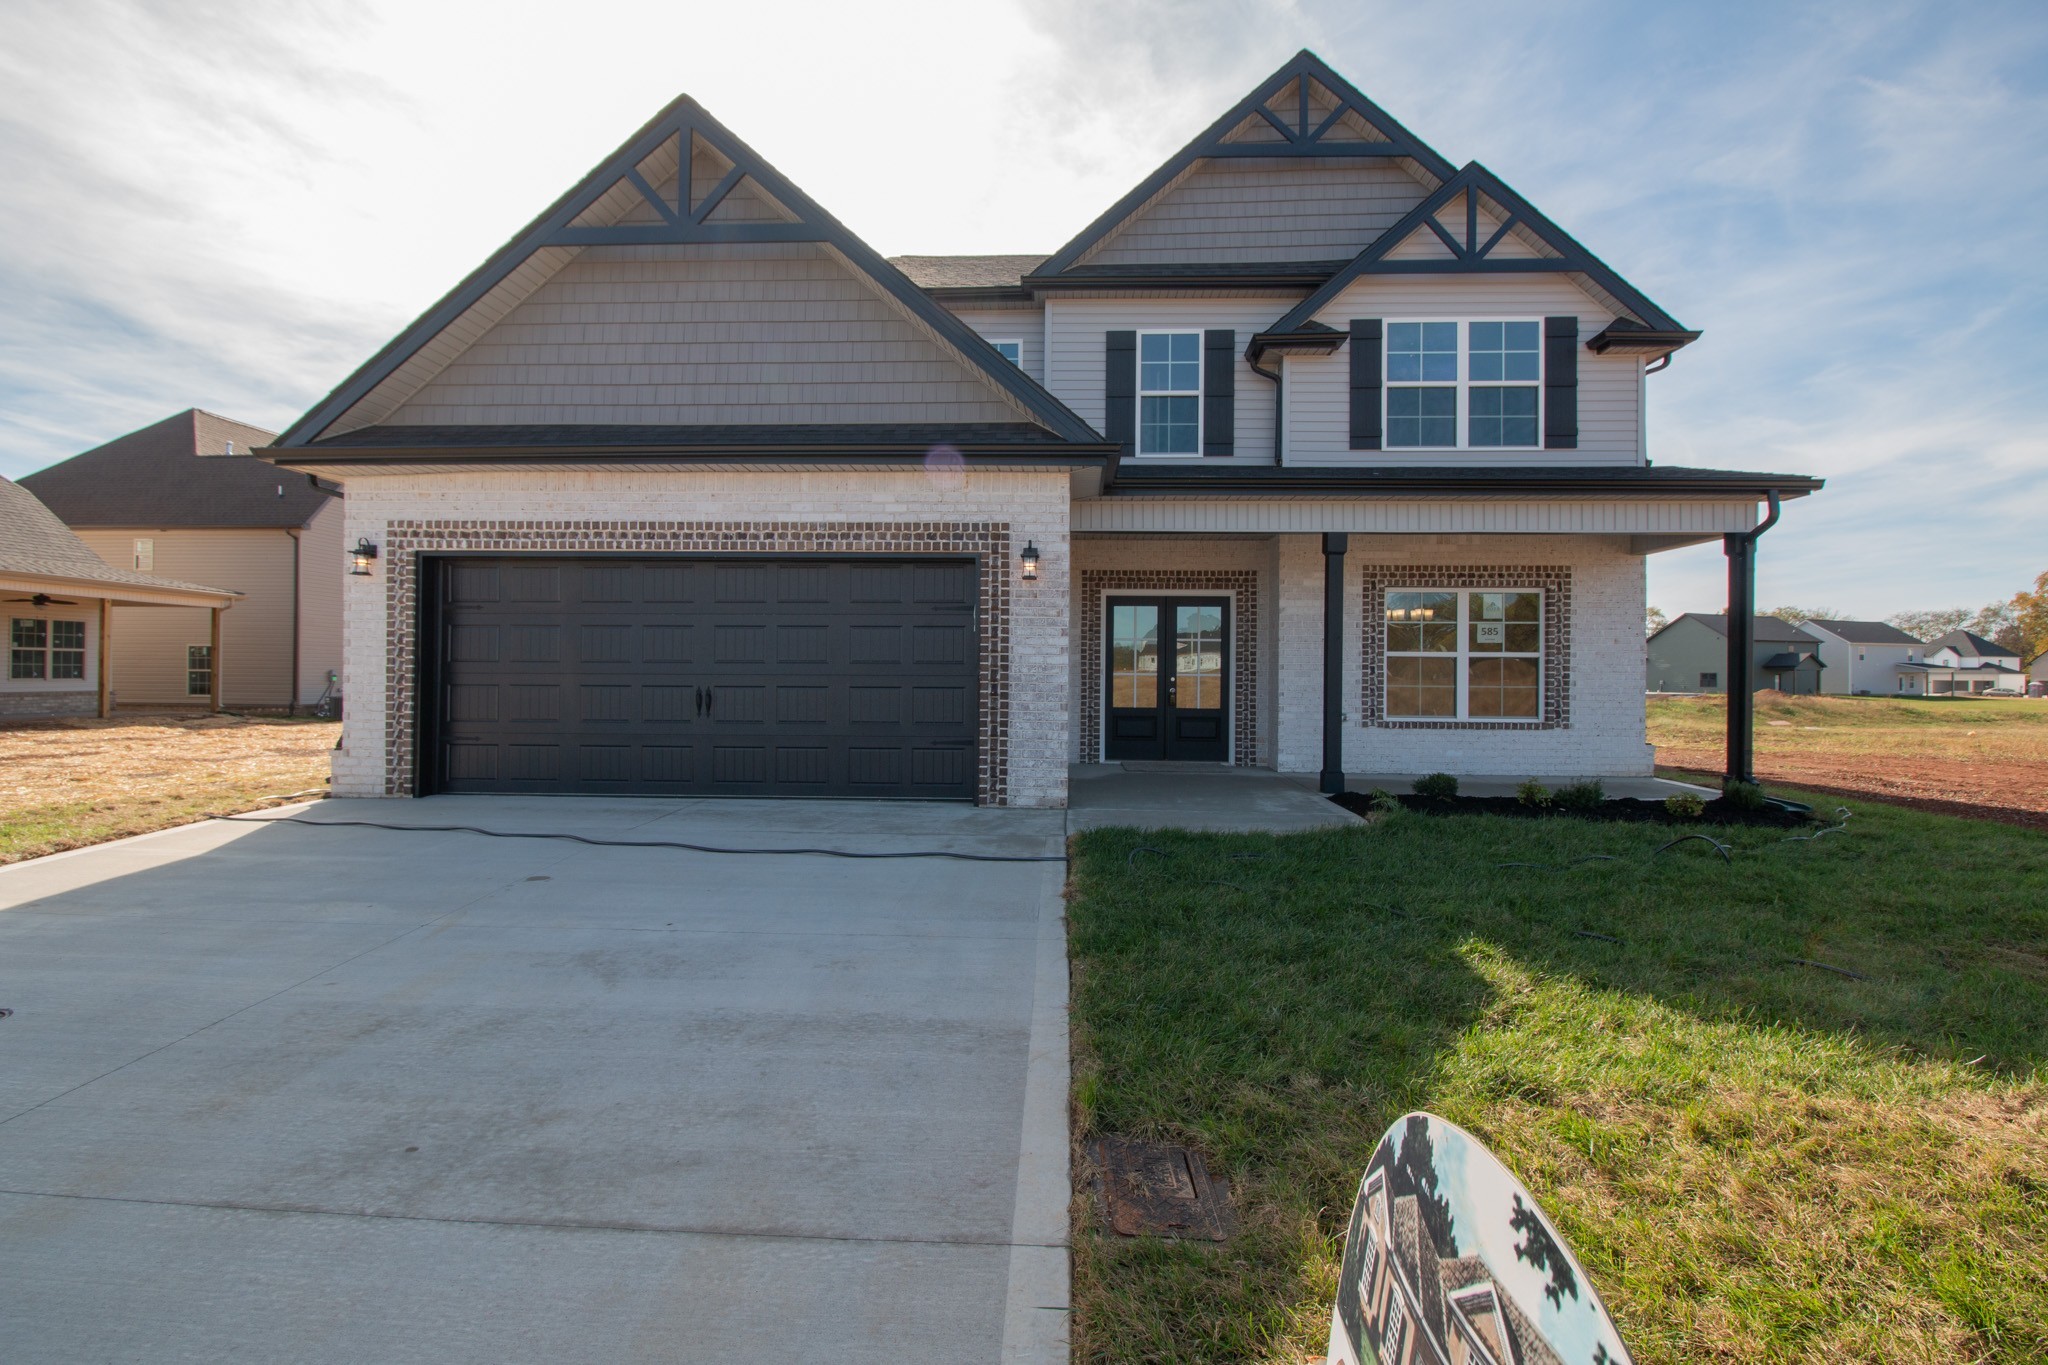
left=1509, top=1192, right=1580, bottom=1309
left=1645, top=605, right=1669, bottom=637
left=1765, top=606, right=1846, bottom=627
left=2007, top=572, right=2048, bottom=666
left=1390, top=1115, right=1457, bottom=1257
left=1967, top=600, right=2024, bottom=656
left=1888, top=607, right=1972, bottom=641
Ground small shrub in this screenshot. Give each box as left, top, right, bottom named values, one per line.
left=1515, top=778, right=1552, bottom=808
left=1664, top=791, right=1707, bottom=819
left=1412, top=773, right=1459, bottom=800
left=1552, top=779, right=1605, bottom=812
left=1368, top=788, right=1402, bottom=814
left=1722, top=778, right=1767, bottom=811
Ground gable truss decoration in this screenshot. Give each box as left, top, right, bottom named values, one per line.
left=276, top=97, right=1099, bottom=448
left=1031, top=50, right=1458, bottom=280
left=1272, top=163, right=1699, bottom=343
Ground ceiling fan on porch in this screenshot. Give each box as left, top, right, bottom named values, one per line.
left=2, top=593, right=79, bottom=607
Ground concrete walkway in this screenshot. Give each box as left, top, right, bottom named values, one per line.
left=0, top=797, right=1070, bottom=1364
left=1066, top=763, right=1363, bottom=833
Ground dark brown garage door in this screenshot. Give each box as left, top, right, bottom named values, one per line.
left=423, top=556, right=979, bottom=799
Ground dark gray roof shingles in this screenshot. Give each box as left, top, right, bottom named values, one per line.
left=1927, top=629, right=2016, bottom=658
left=21, top=410, right=332, bottom=529
left=1801, top=619, right=1925, bottom=645
left=1677, top=614, right=1822, bottom=645
left=0, top=476, right=234, bottom=597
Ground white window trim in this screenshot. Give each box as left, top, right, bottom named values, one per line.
left=1135, top=328, right=1204, bottom=458
left=9, top=616, right=89, bottom=684
left=988, top=338, right=1024, bottom=367
left=1383, top=318, right=1544, bottom=451
left=132, top=537, right=154, bottom=571
left=1385, top=587, right=1545, bottom=723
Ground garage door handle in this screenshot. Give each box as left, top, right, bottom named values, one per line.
left=703, top=687, right=714, bottom=717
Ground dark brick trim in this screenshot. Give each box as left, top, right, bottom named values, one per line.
left=1358, top=565, right=1572, bottom=730
left=1078, top=569, right=1260, bottom=765
left=381, top=520, right=1012, bottom=803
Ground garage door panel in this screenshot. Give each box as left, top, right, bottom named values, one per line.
left=430, top=556, right=978, bottom=799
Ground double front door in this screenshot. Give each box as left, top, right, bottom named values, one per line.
left=1104, top=597, right=1230, bottom=762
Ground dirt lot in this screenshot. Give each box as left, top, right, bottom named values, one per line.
left=1651, top=692, right=2048, bottom=829
left=0, top=714, right=339, bottom=864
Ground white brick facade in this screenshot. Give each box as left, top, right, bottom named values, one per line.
left=332, top=468, right=1072, bottom=807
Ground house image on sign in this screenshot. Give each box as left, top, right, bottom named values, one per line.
left=1900, top=629, right=2027, bottom=695
left=22, top=410, right=345, bottom=712
left=1798, top=619, right=1927, bottom=695
left=253, top=51, right=1820, bottom=805
left=1646, top=613, right=1823, bottom=695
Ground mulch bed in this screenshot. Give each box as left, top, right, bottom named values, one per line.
left=1331, top=790, right=1816, bottom=828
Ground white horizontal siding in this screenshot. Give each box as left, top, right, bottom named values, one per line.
left=1286, top=275, right=1640, bottom=465
left=1071, top=499, right=1759, bottom=535
left=944, top=307, right=1045, bottom=384
left=386, top=242, right=1025, bottom=427
left=1046, top=296, right=1293, bottom=464
left=1084, top=159, right=1429, bottom=266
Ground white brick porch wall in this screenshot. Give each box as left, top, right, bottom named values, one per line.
left=1272, top=532, right=1652, bottom=777
left=331, top=468, right=1073, bottom=806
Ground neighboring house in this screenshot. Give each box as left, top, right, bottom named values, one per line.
left=2029, top=655, right=2047, bottom=696
left=1800, top=619, right=1927, bottom=695
left=1907, top=629, right=2027, bottom=695
left=1, top=476, right=238, bottom=720
left=1647, top=613, right=1824, bottom=695
left=22, top=410, right=344, bottom=710
left=255, top=51, right=1820, bottom=804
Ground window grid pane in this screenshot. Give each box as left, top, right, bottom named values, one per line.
left=1385, top=590, right=1541, bottom=720
left=50, top=620, right=86, bottom=681
left=1174, top=604, right=1224, bottom=710
left=1139, top=395, right=1199, bottom=455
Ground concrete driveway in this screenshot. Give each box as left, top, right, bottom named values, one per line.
left=0, top=797, right=1069, bottom=1364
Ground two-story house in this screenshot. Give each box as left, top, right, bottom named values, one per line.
left=1798, top=619, right=1927, bottom=695
left=1912, top=629, right=2026, bottom=695
left=258, top=52, right=1819, bottom=804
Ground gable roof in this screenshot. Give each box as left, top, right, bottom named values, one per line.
left=0, top=476, right=237, bottom=604
left=21, top=410, right=332, bottom=529
left=273, top=98, right=1098, bottom=450
left=889, top=255, right=1047, bottom=290
left=1271, top=162, right=1692, bottom=336
left=1926, top=629, right=2016, bottom=658
left=1656, top=613, right=1818, bottom=645
left=1032, top=50, right=1458, bottom=280
left=1799, top=619, right=1924, bottom=646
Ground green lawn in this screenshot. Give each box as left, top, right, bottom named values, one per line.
left=1066, top=793, right=2048, bottom=1364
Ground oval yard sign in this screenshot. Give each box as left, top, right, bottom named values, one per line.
left=1329, top=1113, right=1634, bottom=1365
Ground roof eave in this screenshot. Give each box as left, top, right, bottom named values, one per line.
left=1100, top=468, right=1824, bottom=498
left=259, top=442, right=1116, bottom=470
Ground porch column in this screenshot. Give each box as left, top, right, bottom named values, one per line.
left=209, top=607, right=223, bottom=714
left=1723, top=531, right=1754, bottom=783
left=97, top=599, right=111, bottom=719
left=1320, top=533, right=1348, bottom=794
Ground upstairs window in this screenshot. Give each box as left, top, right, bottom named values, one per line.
left=133, top=538, right=154, bottom=571
left=1385, top=320, right=1541, bottom=449
left=989, top=339, right=1022, bottom=366
left=1138, top=331, right=1201, bottom=455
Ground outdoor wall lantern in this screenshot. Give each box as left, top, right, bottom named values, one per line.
left=349, top=538, right=380, bottom=576
left=1020, top=541, right=1041, bottom=582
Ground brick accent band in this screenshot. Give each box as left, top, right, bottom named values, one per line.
left=1078, top=569, right=1260, bottom=765
left=1358, top=565, right=1573, bottom=730
left=380, top=520, right=1012, bottom=802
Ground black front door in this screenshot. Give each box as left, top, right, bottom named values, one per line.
left=1104, top=597, right=1230, bottom=762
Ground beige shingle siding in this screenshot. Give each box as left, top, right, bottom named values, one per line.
left=382, top=243, right=1025, bottom=427
left=75, top=529, right=298, bottom=707
left=1287, top=274, right=1641, bottom=465
left=1046, top=297, right=1289, bottom=464
left=1081, top=158, right=1430, bottom=266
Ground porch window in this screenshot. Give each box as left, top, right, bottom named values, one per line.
left=1385, top=320, right=1541, bottom=449
left=187, top=644, right=213, bottom=697
left=1137, top=331, right=1201, bottom=455
left=1385, top=589, right=1541, bottom=720
left=11, top=618, right=87, bottom=681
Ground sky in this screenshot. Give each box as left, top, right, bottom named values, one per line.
left=1, top=0, right=2043, bottom=619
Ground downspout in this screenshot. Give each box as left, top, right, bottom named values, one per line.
left=1246, top=347, right=1283, bottom=466
left=286, top=527, right=302, bottom=717
left=1722, top=490, right=1781, bottom=785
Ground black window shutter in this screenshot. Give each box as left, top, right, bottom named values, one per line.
left=1348, top=319, right=1382, bottom=450
left=1202, top=328, right=1236, bottom=457
left=1544, top=316, right=1578, bottom=449
left=1105, top=330, right=1136, bottom=454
